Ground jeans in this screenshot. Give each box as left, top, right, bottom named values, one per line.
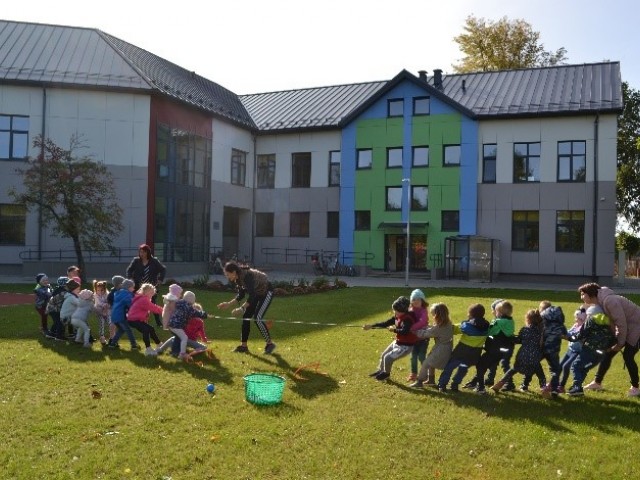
left=110, top=321, right=138, bottom=346
left=571, top=348, right=603, bottom=387
left=438, top=358, right=470, bottom=388
left=559, top=350, right=579, bottom=387
left=410, top=339, right=428, bottom=375
left=542, top=349, right=561, bottom=391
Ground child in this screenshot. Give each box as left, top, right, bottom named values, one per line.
left=474, top=301, right=516, bottom=394
left=408, top=289, right=429, bottom=382
left=464, top=298, right=504, bottom=389
left=410, top=303, right=454, bottom=388
left=162, top=283, right=183, bottom=330
left=363, top=296, right=418, bottom=382
left=60, top=278, right=81, bottom=337
left=93, top=280, right=110, bottom=345
left=167, top=291, right=209, bottom=360
left=160, top=302, right=209, bottom=357
left=107, top=279, right=139, bottom=350
left=566, top=304, right=616, bottom=396
left=46, top=276, right=71, bottom=340
left=107, top=276, right=125, bottom=339
left=34, top=273, right=53, bottom=337
left=558, top=307, right=587, bottom=393
left=71, top=289, right=95, bottom=348
left=437, top=303, right=489, bottom=393
left=492, top=309, right=546, bottom=394
left=539, top=301, right=567, bottom=397
left=127, top=283, right=164, bottom=356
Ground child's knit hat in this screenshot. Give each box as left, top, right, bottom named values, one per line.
left=183, top=291, right=196, bottom=305
left=168, top=283, right=183, bottom=298
left=35, top=273, right=48, bottom=285
left=111, top=275, right=125, bottom=289
left=66, top=278, right=80, bottom=291
left=392, top=296, right=410, bottom=313
left=410, top=289, right=426, bottom=302
left=78, top=289, right=93, bottom=301
left=163, top=293, right=179, bottom=303
left=57, top=276, right=68, bottom=287
left=121, top=279, right=135, bottom=290
left=491, top=299, right=504, bottom=312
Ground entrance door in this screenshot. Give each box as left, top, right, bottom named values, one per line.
left=395, top=236, right=406, bottom=272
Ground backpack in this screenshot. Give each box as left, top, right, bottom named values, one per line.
left=581, top=317, right=616, bottom=353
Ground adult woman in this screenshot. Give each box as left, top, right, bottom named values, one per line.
left=579, top=282, right=640, bottom=396
left=217, top=261, right=276, bottom=354
left=126, top=244, right=166, bottom=327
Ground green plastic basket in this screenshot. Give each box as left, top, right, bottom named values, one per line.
left=243, top=373, right=286, bottom=405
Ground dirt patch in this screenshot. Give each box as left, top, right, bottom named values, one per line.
left=0, top=292, right=33, bottom=306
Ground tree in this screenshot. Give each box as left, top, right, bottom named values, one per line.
left=453, top=15, right=567, bottom=73
left=616, top=231, right=640, bottom=256
left=617, top=82, right=640, bottom=232
left=8, top=135, right=124, bottom=278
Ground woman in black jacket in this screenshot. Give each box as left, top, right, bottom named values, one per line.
left=126, top=244, right=166, bottom=326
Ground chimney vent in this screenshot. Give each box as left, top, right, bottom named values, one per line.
left=418, top=70, right=428, bottom=82
left=462, top=79, right=466, bottom=92
left=433, top=69, right=443, bottom=89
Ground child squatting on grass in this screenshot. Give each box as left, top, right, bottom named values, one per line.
left=364, top=296, right=419, bottom=382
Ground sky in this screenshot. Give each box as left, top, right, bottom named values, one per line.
left=2, top=0, right=638, bottom=95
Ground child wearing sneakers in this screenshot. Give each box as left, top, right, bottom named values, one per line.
left=93, top=280, right=110, bottom=345
left=161, top=302, right=209, bottom=357
left=161, top=283, right=183, bottom=330
left=363, top=296, right=418, bottom=382
left=34, top=273, right=53, bottom=336
left=168, top=291, right=210, bottom=360
left=407, top=289, right=429, bottom=382
left=558, top=307, right=587, bottom=393
left=60, top=278, right=82, bottom=337
left=107, top=279, right=139, bottom=350
left=46, top=277, right=71, bottom=340
left=107, top=276, right=125, bottom=339
left=127, top=283, right=164, bottom=356
left=410, top=303, right=454, bottom=388
left=539, top=301, right=568, bottom=398
left=70, top=289, right=96, bottom=348
left=437, top=303, right=489, bottom=393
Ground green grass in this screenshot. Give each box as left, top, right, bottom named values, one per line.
left=2, top=284, right=640, bottom=479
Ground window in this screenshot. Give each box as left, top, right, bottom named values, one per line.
left=443, top=145, right=461, bottom=166
left=513, top=142, right=540, bottom=182
left=556, top=210, right=585, bottom=252
left=329, top=151, right=341, bottom=186
left=482, top=144, right=497, bottom=183
left=255, top=213, right=274, bottom=237
left=291, top=152, right=311, bottom=188
left=388, top=99, right=404, bottom=117
left=413, top=97, right=430, bottom=115
left=290, top=212, right=310, bottom=237
left=512, top=211, right=539, bottom=251
left=441, top=211, right=459, bottom=232
left=355, top=211, right=371, bottom=230
left=327, top=211, right=339, bottom=238
left=0, top=203, right=26, bottom=245
left=387, top=147, right=403, bottom=168
left=558, top=141, right=586, bottom=182
left=411, top=186, right=428, bottom=211
left=412, top=146, right=429, bottom=167
left=386, top=187, right=402, bottom=210
left=231, top=149, right=246, bottom=186
left=0, top=115, right=29, bottom=160
left=357, top=149, right=372, bottom=169
left=257, top=154, right=275, bottom=188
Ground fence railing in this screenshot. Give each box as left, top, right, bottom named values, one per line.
left=259, top=247, right=374, bottom=266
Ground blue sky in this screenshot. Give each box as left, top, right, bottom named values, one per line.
left=3, top=0, right=638, bottom=94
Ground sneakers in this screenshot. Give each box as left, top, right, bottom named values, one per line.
left=82, top=342, right=92, bottom=348
left=557, top=385, right=566, bottom=394
left=463, top=379, right=478, bottom=389
left=501, top=382, right=516, bottom=392
left=107, top=342, right=120, bottom=349
left=99, top=336, right=107, bottom=345
left=491, top=380, right=505, bottom=393
left=409, top=380, right=424, bottom=388
left=628, top=386, right=640, bottom=397
left=518, top=385, right=529, bottom=392
left=449, top=384, right=459, bottom=393
left=407, top=373, right=417, bottom=382
left=424, top=381, right=437, bottom=388
left=584, top=380, right=603, bottom=391
left=568, top=385, right=584, bottom=396
left=374, top=371, right=390, bottom=382
left=233, top=345, right=249, bottom=353
left=540, top=384, right=553, bottom=398
left=264, top=342, right=277, bottom=354
left=145, top=347, right=157, bottom=356
left=368, top=370, right=382, bottom=377
left=131, top=344, right=141, bottom=350
left=475, top=388, right=487, bottom=395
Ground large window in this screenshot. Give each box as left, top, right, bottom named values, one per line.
left=329, top=151, right=341, bottom=186
left=255, top=213, right=274, bottom=237
left=514, top=142, right=540, bottom=182
left=387, top=147, right=403, bottom=168
left=512, top=211, right=539, bottom=251
left=411, top=186, right=428, bottom=211
left=357, top=149, right=372, bottom=169
left=355, top=211, right=370, bottom=230
left=327, top=211, right=339, bottom=238
left=231, top=149, right=246, bottom=186
left=388, top=99, right=404, bottom=117
left=443, top=144, right=461, bottom=166
left=482, top=144, right=497, bottom=183
left=257, top=154, right=275, bottom=189
left=0, top=203, right=26, bottom=245
left=558, top=141, right=586, bottom=182
left=412, top=146, right=429, bottom=167
left=0, top=115, right=29, bottom=160
left=386, top=187, right=402, bottom=210
left=290, top=212, right=309, bottom=237
left=292, top=152, right=311, bottom=187
left=413, top=97, right=430, bottom=115
left=441, top=211, right=459, bottom=232
left=556, top=210, right=585, bottom=252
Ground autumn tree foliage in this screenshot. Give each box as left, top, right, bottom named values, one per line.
left=617, top=82, right=640, bottom=233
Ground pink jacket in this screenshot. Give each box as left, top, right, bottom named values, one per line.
left=598, top=286, right=640, bottom=347
left=127, top=294, right=163, bottom=322
left=410, top=306, right=428, bottom=332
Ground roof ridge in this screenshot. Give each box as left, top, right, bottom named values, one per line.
left=241, top=79, right=387, bottom=97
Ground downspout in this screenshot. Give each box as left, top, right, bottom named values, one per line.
left=38, top=87, right=47, bottom=260
left=592, top=113, right=599, bottom=281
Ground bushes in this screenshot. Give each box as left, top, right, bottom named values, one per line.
left=166, top=276, right=348, bottom=296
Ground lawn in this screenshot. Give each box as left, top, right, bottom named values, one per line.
left=2, top=283, right=640, bottom=480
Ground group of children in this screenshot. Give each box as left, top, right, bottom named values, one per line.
left=364, top=290, right=617, bottom=397
left=33, top=272, right=211, bottom=361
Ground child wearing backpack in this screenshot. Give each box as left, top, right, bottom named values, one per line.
left=34, top=273, right=53, bottom=337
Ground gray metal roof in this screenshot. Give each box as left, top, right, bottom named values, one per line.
left=0, top=20, right=255, bottom=129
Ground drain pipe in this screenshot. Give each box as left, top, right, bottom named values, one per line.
left=591, top=113, right=599, bottom=281
left=38, top=87, right=47, bottom=260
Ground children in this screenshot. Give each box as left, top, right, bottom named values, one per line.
left=71, top=289, right=95, bottom=348
left=363, top=296, right=418, bottom=382
left=162, top=283, right=183, bottom=330
left=33, top=273, right=53, bottom=336
left=126, top=283, right=164, bottom=356
left=437, top=303, right=489, bottom=393
left=539, top=301, right=567, bottom=397
left=410, top=303, right=454, bottom=388
left=93, top=280, right=110, bottom=345
left=558, top=307, right=587, bottom=393
left=46, top=277, right=71, bottom=340
left=474, top=301, right=516, bottom=394
left=408, top=289, right=429, bottom=382
left=107, top=279, right=139, bottom=350
left=59, top=278, right=81, bottom=337
left=160, top=302, right=209, bottom=357
left=492, top=309, right=546, bottom=394
left=167, top=291, right=209, bottom=360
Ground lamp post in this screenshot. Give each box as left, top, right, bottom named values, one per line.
left=402, top=178, right=411, bottom=286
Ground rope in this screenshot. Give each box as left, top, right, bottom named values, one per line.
left=208, top=314, right=363, bottom=328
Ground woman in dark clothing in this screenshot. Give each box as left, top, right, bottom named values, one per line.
left=217, top=261, right=276, bottom=354
left=126, top=244, right=166, bottom=327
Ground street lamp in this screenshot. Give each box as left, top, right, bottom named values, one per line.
left=402, top=178, right=411, bottom=286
